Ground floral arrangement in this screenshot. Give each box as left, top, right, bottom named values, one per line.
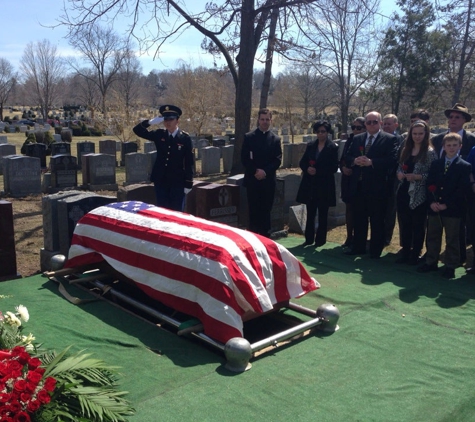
left=0, top=302, right=134, bottom=421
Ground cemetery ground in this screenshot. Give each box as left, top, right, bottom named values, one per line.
left=3, top=131, right=411, bottom=278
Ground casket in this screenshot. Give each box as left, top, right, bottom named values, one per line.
left=66, top=201, right=319, bottom=344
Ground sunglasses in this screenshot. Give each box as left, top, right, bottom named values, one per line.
left=351, top=125, right=364, bottom=130
left=365, top=120, right=379, bottom=125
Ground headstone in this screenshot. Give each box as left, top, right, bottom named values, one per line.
left=212, top=138, right=226, bottom=149
left=43, top=124, right=51, bottom=131
left=143, top=141, right=156, bottom=153
left=19, top=125, right=28, bottom=133
left=226, top=174, right=248, bottom=229
left=184, top=181, right=211, bottom=214
left=84, top=153, right=118, bottom=191
left=201, top=146, right=221, bottom=175
left=288, top=204, right=306, bottom=234
left=117, top=184, right=157, bottom=205
left=283, top=135, right=290, bottom=144
left=0, top=136, right=8, bottom=144
left=280, top=173, right=302, bottom=213
left=99, top=140, right=118, bottom=166
left=196, top=139, right=209, bottom=159
left=50, top=142, right=71, bottom=156
left=125, top=152, right=150, bottom=185
left=120, top=142, right=138, bottom=166
left=0, top=144, right=16, bottom=175
left=221, top=144, right=234, bottom=173
left=53, top=134, right=62, bottom=142
left=24, top=143, right=47, bottom=168
left=50, top=154, right=78, bottom=189
left=3, top=156, right=41, bottom=197
left=270, top=178, right=285, bottom=233
left=76, top=141, right=95, bottom=168
left=195, top=184, right=240, bottom=226
left=57, top=193, right=116, bottom=256
left=0, top=201, right=19, bottom=280
left=328, top=171, right=346, bottom=227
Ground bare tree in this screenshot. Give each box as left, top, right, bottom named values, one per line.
left=67, top=71, right=103, bottom=119
left=293, top=0, right=380, bottom=130
left=20, top=40, right=64, bottom=121
left=58, top=0, right=321, bottom=174
left=0, top=58, right=17, bottom=121
left=67, top=24, right=128, bottom=118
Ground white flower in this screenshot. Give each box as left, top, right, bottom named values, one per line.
left=15, top=305, right=29, bottom=322
left=4, top=311, right=21, bottom=327
left=21, top=333, right=35, bottom=344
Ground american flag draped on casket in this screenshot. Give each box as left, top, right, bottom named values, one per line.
left=66, top=201, right=319, bottom=344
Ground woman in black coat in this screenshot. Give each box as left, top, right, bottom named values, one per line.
left=296, top=120, right=339, bottom=247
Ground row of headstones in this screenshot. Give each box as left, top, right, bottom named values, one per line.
left=39, top=171, right=347, bottom=272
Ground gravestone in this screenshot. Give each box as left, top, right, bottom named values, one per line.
left=328, top=171, right=346, bottom=227
left=120, top=142, right=138, bottom=166
left=24, top=143, right=47, bottom=168
left=184, top=181, right=210, bottom=214
left=50, top=154, right=78, bottom=189
left=288, top=204, right=306, bottom=235
left=56, top=193, right=116, bottom=257
left=50, top=142, right=71, bottom=156
left=125, top=152, right=150, bottom=185
left=0, top=136, right=8, bottom=144
left=212, top=138, right=226, bottom=149
left=53, top=134, right=62, bottom=142
left=76, top=141, right=95, bottom=168
left=195, top=183, right=240, bottom=226
left=201, top=146, right=221, bottom=175
left=0, top=201, right=19, bottom=280
left=117, top=184, right=157, bottom=205
left=221, top=144, right=234, bottom=173
left=196, top=139, right=209, bottom=159
left=143, top=141, right=156, bottom=153
left=99, top=140, right=118, bottom=166
left=270, top=178, right=285, bottom=233
left=85, top=153, right=118, bottom=191
left=3, top=156, right=41, bottom=197
left=0, top=144, right=16, bottom=175
left=279, top=173, right=302, bottom=213
left=226, top=174, right=248, bottom=229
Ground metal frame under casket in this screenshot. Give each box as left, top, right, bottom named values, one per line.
left=46, top=260, right=340, bottom=373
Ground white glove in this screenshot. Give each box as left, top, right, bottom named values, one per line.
left=149, top=116, right=164, bottom=125
left=184, top=188, right=192, bottom=195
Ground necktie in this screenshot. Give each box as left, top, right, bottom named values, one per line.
left=365, top=136, right=374, bottom=155
left=445, top=160, right=451, bottom=173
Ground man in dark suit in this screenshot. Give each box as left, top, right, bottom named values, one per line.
left=133, top=104, right=194, bottom=212
left=344, top=111, right=399, bottom=258
left=431, top=103, right=475, bottom=264
left=241, top=108, right=282, bottom=237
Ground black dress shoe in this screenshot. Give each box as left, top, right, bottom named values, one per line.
left=342, top=238, right=353, bottom=247
left=395, top=255, right=409, bottom=264
left=417, top=263, right=438, bottom=273
left=301, top=241, right=314, bottom=246
left=441, top=267, right=455, bottom=279
left=466, top=267, right=475, bottom=275
left=407, top=256, right=420, bottom=266
left=314, top=241, right=326, bottom=248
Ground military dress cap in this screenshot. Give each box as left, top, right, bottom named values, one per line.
left=444, top=103, right=472, bottom=122
left=159, top=104, right=182, bottom=118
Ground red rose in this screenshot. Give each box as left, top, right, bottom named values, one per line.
left=13, top=411, right=31, bottom=422
left=37, top=389, right=51, bottom=404
left=26, top=399, right=40, bottom=413
left=27, top=358, right=41, bottom=371
left=0, top=392, right=11, bottom=403
left=24, top=382, right=36, bottom=394
left=13, top=379, right=27, bottom=392
left=34, top=368, right=45, bottom=377
left=309, top=160, right=316, bottom=166
left=43, top=377, right=56, bottom=392
left=20, top=391, right=32, bottom=402
left=11, top=347, right=26, bottom=357
left=359, top=145, right=364, bottom=155
left=26, top=370, right=42, bottom=384
left=402, top=164, right=408, bottom=172
left=8, top=400, right=21, bottom=413
left=0, top=351, right=12, bottom=361
left=428, top=184, right=437, bottom=193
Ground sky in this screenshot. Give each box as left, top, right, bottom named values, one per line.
left=0, top=0, right=396, bottom=76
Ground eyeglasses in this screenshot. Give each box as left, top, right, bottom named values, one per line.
left=365, top=120, right=379, bottom=125
left=315, top=130, right=327, bottom=134
left=351, top=125, right=364, bottom=130
left=164, top=117, right=177, bottom=121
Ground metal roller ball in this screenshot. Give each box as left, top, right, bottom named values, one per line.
left=316, top=303, right=340, bottom=333
left=50, top=254, right=67, bottom=271
left=224, top=337, right=252, bottom=372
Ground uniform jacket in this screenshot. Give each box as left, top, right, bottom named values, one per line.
left=426, top=156, right=471, bottom=218
left=296, top=139, right=338, bottom=207
left=344, top=131, right=398, bottom=198
left=241, top=128, right=282, bottom=187
left=133, top=121, right=194, bottom=188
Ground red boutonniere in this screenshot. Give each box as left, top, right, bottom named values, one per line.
left=359, top=145, right=364, bottom=155
left=402, top=164, right=408, bottom=173
left=309, top=160, right=316, bottom=167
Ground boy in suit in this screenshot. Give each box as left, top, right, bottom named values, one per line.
left=417, top=133, right=472, bottom=279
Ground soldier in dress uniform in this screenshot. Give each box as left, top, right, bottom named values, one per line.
left=133, top=105, right=194, bottom=211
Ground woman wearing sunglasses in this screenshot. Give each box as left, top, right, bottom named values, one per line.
left=340, top=117, right=366, bottom=247
left=296, top=120, right=339, bottom=247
